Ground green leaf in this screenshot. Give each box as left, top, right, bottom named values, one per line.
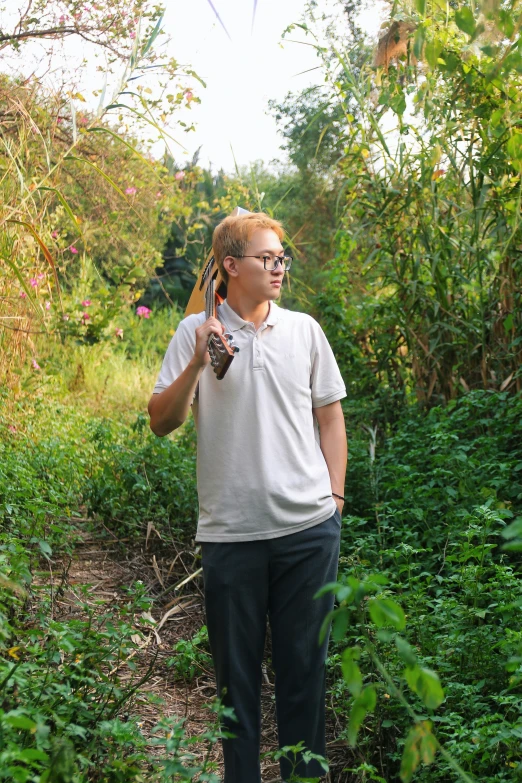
left=390, top=92, right=407, bottom=116
left=366, top=574, right=389, bottom=587
left=501, top=517, right=522, bottom=550
left=18, top=749, right=49, bottom=763
left=424, top=40, right=443, bottom=69
left=503, top=313, right=514, bottom=332
left=37, top=187, right=82, bottom=237
left=347, top=685, right=377, bottom=746
left=455, top=7, right=476, bottom=36
left=498, top=9, right=514, bottom=38
left=404, top=666, right=444, bottom=709
left=341, top=646, right=362, bottom=696
left=489, top=109, right=504, bottom=127
left=507, top=133, right=522, bottom=163
left=5, top=714, right=37, bottom=730
left=313, top=581, right=340, bottom=599
left=332, top=607, right=349, bottom=641
left=501, top=517, right=522, bottom=540
left=369, top=598, right=406, bottom=630
left=395, top=636, right=418, bottom=667
left=38, top=540, right=52, bottom=557
left=413, top=27, right=425, bottom=60
left=415, top=0, right=426, bottom=16
left=141, top=13, right=164, bottom=58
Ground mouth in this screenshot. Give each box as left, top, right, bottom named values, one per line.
left=270, top=281, right=282, bottom=287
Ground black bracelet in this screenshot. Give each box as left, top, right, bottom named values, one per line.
left=332, top=492, right=345, bottom=502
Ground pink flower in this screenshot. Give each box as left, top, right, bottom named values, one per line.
left=125, top=186, right=137, bottom=195
left=115, top=327, right=124, bottom=339
left=156, top=191, right=162, bottom=198
left=51, top=231, right=58, bottom=238
left=32, top=359, right=40, bottom=370
left=175, top=171, right=185, bottom=181
left=8, top=425, right=16, bottom=434
left=59, top=14, right=67, bottom=23
left=57, top=117, right=63, bottom=124
left=45, top=301, right=51, bottom=310
left=129, top=31, right=136, bottom=39
left=20, top=291, right=27, bottom=299
left=30, top=278, right=38, bottom=287
left=37, top=273, right=45, bottom=280
left=136, top=305, right=151, bottom=319
left=82, top=299, right=91, bottom=307
left=185, top=90, right=193, bottom=102
left=81, top=312, right=90, bottom=322
left=63, top=314, right=70, bottom=321
left=69, top=245, right=78, bottom=254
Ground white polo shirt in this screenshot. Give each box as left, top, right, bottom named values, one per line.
left=153, top=299, right=346, bottom=542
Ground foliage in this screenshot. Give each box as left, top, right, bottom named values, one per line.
left=275, top=0, right=522, bottom=426
left=84, top=413, right=197, bottom=542
left=166, top=626, right=212, bottom=683
left=0, top=392, right=225, bottom=782
left=0, top=0, right=201, bottom=381
left=328, top=390, right=522, bottom=782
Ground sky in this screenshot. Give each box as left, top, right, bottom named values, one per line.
left=161, top=0, right=325, bottom=171
left=1, top=0, right=385, bottom=172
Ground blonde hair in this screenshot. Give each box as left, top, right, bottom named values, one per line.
left=212, top=212, right=285, bottom=285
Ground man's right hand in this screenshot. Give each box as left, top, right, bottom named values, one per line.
left=192, top=317, right=225, bottom=369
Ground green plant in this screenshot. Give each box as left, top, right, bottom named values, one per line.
left=166, top=626, right=212, bottom=683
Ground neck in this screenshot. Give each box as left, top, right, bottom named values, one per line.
left=225, top=288, right=270, bottom=330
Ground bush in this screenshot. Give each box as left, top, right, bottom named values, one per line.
left=84, top=413, right=198, bottom=543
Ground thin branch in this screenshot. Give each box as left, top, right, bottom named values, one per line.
left=0, top=25, right=124, bottom=57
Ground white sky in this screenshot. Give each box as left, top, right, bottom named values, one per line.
left=162, top=0, right=324, bottom=171
left=1, top=0, right=385, bottom=172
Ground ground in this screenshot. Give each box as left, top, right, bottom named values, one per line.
left=42, top=518, right=352, bottom=782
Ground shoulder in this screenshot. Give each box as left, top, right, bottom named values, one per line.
left=277, top=306, right=321, bottom=333
left=176, top=311, right=207, bottom=334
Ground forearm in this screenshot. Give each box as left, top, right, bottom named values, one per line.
left=148, top=358, right=204, bottom=437
left=318, top=418, right=348, bottom=497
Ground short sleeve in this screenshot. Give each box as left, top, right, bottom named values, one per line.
left=310, top=319, right=346, bottom=408
left=152, top=314, right=202, bottom=396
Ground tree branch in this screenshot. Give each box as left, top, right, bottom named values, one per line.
left=0, top=25, right=125, bottom=57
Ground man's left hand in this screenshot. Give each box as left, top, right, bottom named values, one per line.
left=334, top=496, right=344, bottom=516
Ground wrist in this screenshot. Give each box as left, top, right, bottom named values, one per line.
left=332, top=492, right=345, bottom=502
left=189, top=355, right=206, bottom=373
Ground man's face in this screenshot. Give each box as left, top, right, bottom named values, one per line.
left=224, top=228, right=286, bottom=302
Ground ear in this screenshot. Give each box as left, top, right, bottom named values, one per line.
left=223, top=255, right=240, bottom=278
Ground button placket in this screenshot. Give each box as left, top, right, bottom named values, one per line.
left=253, top=332, right=263, bottom=369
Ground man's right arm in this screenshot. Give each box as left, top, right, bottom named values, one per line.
left=148, top=316, right=224, bottom=437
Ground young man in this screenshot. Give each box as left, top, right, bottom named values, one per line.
left=148, top=212, right=347, bottom=783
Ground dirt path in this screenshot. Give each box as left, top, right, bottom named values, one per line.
left=49, top=522, right=351, bottom=782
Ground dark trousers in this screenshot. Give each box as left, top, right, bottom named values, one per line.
left=201, top=510, right=341, bottom=783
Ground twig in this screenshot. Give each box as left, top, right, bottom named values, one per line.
left=156, top=567, right=203, bottom=600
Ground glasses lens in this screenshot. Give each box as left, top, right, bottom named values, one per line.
left=264, top=255, right=293, bottom=271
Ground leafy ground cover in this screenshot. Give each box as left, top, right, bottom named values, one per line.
left=1, top=375, right=521, bottom=782
left=0, top=393, right=226, bottom=782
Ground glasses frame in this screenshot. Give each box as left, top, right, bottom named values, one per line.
left=238, top=254, right=293, bottom=271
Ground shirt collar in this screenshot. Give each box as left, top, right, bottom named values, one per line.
left=219, top=299, right=280, bottom=331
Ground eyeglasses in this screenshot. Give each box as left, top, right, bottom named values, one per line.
left=238, top=253, right=293, bottom=271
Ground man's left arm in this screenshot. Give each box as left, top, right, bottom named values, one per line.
left=313, top=400, right=348, bottom=515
